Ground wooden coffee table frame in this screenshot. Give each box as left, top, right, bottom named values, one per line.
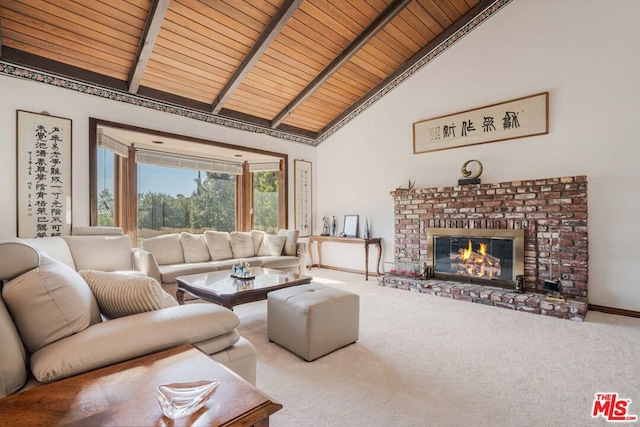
left=0, top=345, right=281, bottom=426
left=176, top=267, right=312, bottom=309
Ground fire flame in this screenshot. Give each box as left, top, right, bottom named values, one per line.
left=456, top=240, right=498, bottom=278
left=479, top=242, right=487, bottom=256
left=462, top=240, right=472, bottom=261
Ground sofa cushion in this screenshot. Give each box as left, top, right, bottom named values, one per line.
left=278, top=229, right=300, bottom=256
left=30, top=304, right=241, bottom=383
left=2, top=257, right=101, bottom=354
left=258, top=235, right=287, bottom=256
left=141, top=234, right=185, bottom=266
left=159, top=262, right=222, bottom=285
left=79, top=270, right=178, bottom=319
left=250, top=230, right=266, bottom=256
left=0, top=296, right=28, bottom=397
left=259, top=256, right=302, bottom=270
left=204, top=231, right=234, bottom=261
left=24, top=236, right=76, bottom=269
left=230, top=232, right=254, bottom=258
left=72, top=226, right=124, bottom=236
left=180, top=233, right=211, bottom=263
left=62, top=235, right=133, bottom=271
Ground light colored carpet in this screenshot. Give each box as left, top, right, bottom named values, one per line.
left=234, top=269, right=640, bottom=427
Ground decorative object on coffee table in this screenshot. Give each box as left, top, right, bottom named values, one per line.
left=156, top=379, right=221, bottom=419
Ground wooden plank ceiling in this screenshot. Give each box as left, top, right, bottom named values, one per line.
left=0, top=0, right=492, bottom=142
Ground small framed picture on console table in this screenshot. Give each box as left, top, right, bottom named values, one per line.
left=343, top=214, right=359, bottom=237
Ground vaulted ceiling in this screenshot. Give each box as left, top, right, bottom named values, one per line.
left=0, top=0, right=503, bottom=144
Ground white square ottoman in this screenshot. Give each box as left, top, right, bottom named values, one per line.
left=267, top=284, right=359, bottom=361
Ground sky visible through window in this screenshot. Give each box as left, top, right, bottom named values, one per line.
left=98, top=149, right=201, bottom=196
left=137, top=163, right=200, bottom=196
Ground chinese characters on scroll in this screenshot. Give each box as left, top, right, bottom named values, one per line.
left=294, top=159, right=311, bottom=237
left=17, top=111, right=72, bottom=238
left=413, top=92, right=548, bottom=154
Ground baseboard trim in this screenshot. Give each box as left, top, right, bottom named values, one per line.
left=308, top=264, right=380, bottom=277
left=588, top=304, right=640, bottom=318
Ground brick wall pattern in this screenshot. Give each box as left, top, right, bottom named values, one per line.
left=391, top=176, right=588, bottom=297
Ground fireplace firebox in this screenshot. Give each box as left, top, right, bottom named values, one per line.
left=426, top=228, right=524, bottom=289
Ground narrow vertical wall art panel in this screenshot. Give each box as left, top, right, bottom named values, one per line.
left=16, top=110, right=72, bottom=237
left=294, top=159, right=312, bottom=237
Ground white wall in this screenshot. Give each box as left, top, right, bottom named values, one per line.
left=316, top=0, right=640, bottom=311
left=0, top=77, right=317, bottom=237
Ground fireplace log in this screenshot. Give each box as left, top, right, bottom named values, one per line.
left=450, top=250, right=502, bottom=278
left=451, top=249, right=501, bottom=266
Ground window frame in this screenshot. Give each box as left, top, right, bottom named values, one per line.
left=89, top=118, right=288, bottom=244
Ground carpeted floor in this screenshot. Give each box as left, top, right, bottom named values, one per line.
left=233, top=269, right=640, bottom=427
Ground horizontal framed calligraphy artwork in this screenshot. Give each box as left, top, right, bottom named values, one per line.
left=294, top=159, right=312, bottom=237
left=413, top=92, right=549, bottom=154
left=17, top=110, right=73, bottom=238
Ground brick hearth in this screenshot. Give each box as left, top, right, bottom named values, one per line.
left=385, top=175, right=588, bottom=321
left=379, top=275, right=587, bottom=321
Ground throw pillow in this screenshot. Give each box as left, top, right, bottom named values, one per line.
left=180, top=232, right=211, bottom=263
left=258, top=235, right=287, bottom=256
left=204, top=231, right=234, bottom=260
left=250, top=230, right=266, bottom=256
left=140, top=234, right=185, bottom=266
left=278, top=229, right=300, bottom=256
left=62, top=235, right=133, bottom=271
left=229, top=232, right=254, bottom=258
left=79, top=270, right=178, bottom=319
left=2, top=257, right=102, bottom=354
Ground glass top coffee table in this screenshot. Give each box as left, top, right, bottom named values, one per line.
left=175, top=267, right=312, bottom=309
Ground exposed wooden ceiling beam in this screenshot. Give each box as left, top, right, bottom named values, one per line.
left=0, top=17, right=3, bottom=58
left=1, top=47, right=129, bottom=91
left=270, top=0, right=412, bottom=129
left=211, top=0, right=303, bottom=114
left=127, top=0, right=170, bottom=94
left=317, top=0, right=496, bottom=140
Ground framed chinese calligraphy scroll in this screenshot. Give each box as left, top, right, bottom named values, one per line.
left=17, top=110, right=72, bottom=238
left=294, top=159, right=312, bottom=237
left=413, top=92, right=548, bottom=154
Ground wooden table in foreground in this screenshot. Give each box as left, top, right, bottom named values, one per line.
left=0, top=345, right=282, bottom=426
left=176, top=267, right=312, bottom=308
left=307, top=235, right=382, bottom=280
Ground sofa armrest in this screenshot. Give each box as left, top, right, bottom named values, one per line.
left=132, top=248, right=162, bottom=284
left=296, top=242, right=307, bottom=275
left=30, top=304, right=240, bottom=383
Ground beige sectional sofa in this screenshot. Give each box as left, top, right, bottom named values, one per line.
left=0, top=229, right=257, bottom=398
left=141, top=229, right=306, bottom=297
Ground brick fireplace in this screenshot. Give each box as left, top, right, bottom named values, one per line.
left=381, top=175, right=588, bottom=321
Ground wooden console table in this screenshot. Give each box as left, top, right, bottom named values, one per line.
left=0, top=345, right=281, bottom=426
left=308, top=235, right=382, bottom=280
